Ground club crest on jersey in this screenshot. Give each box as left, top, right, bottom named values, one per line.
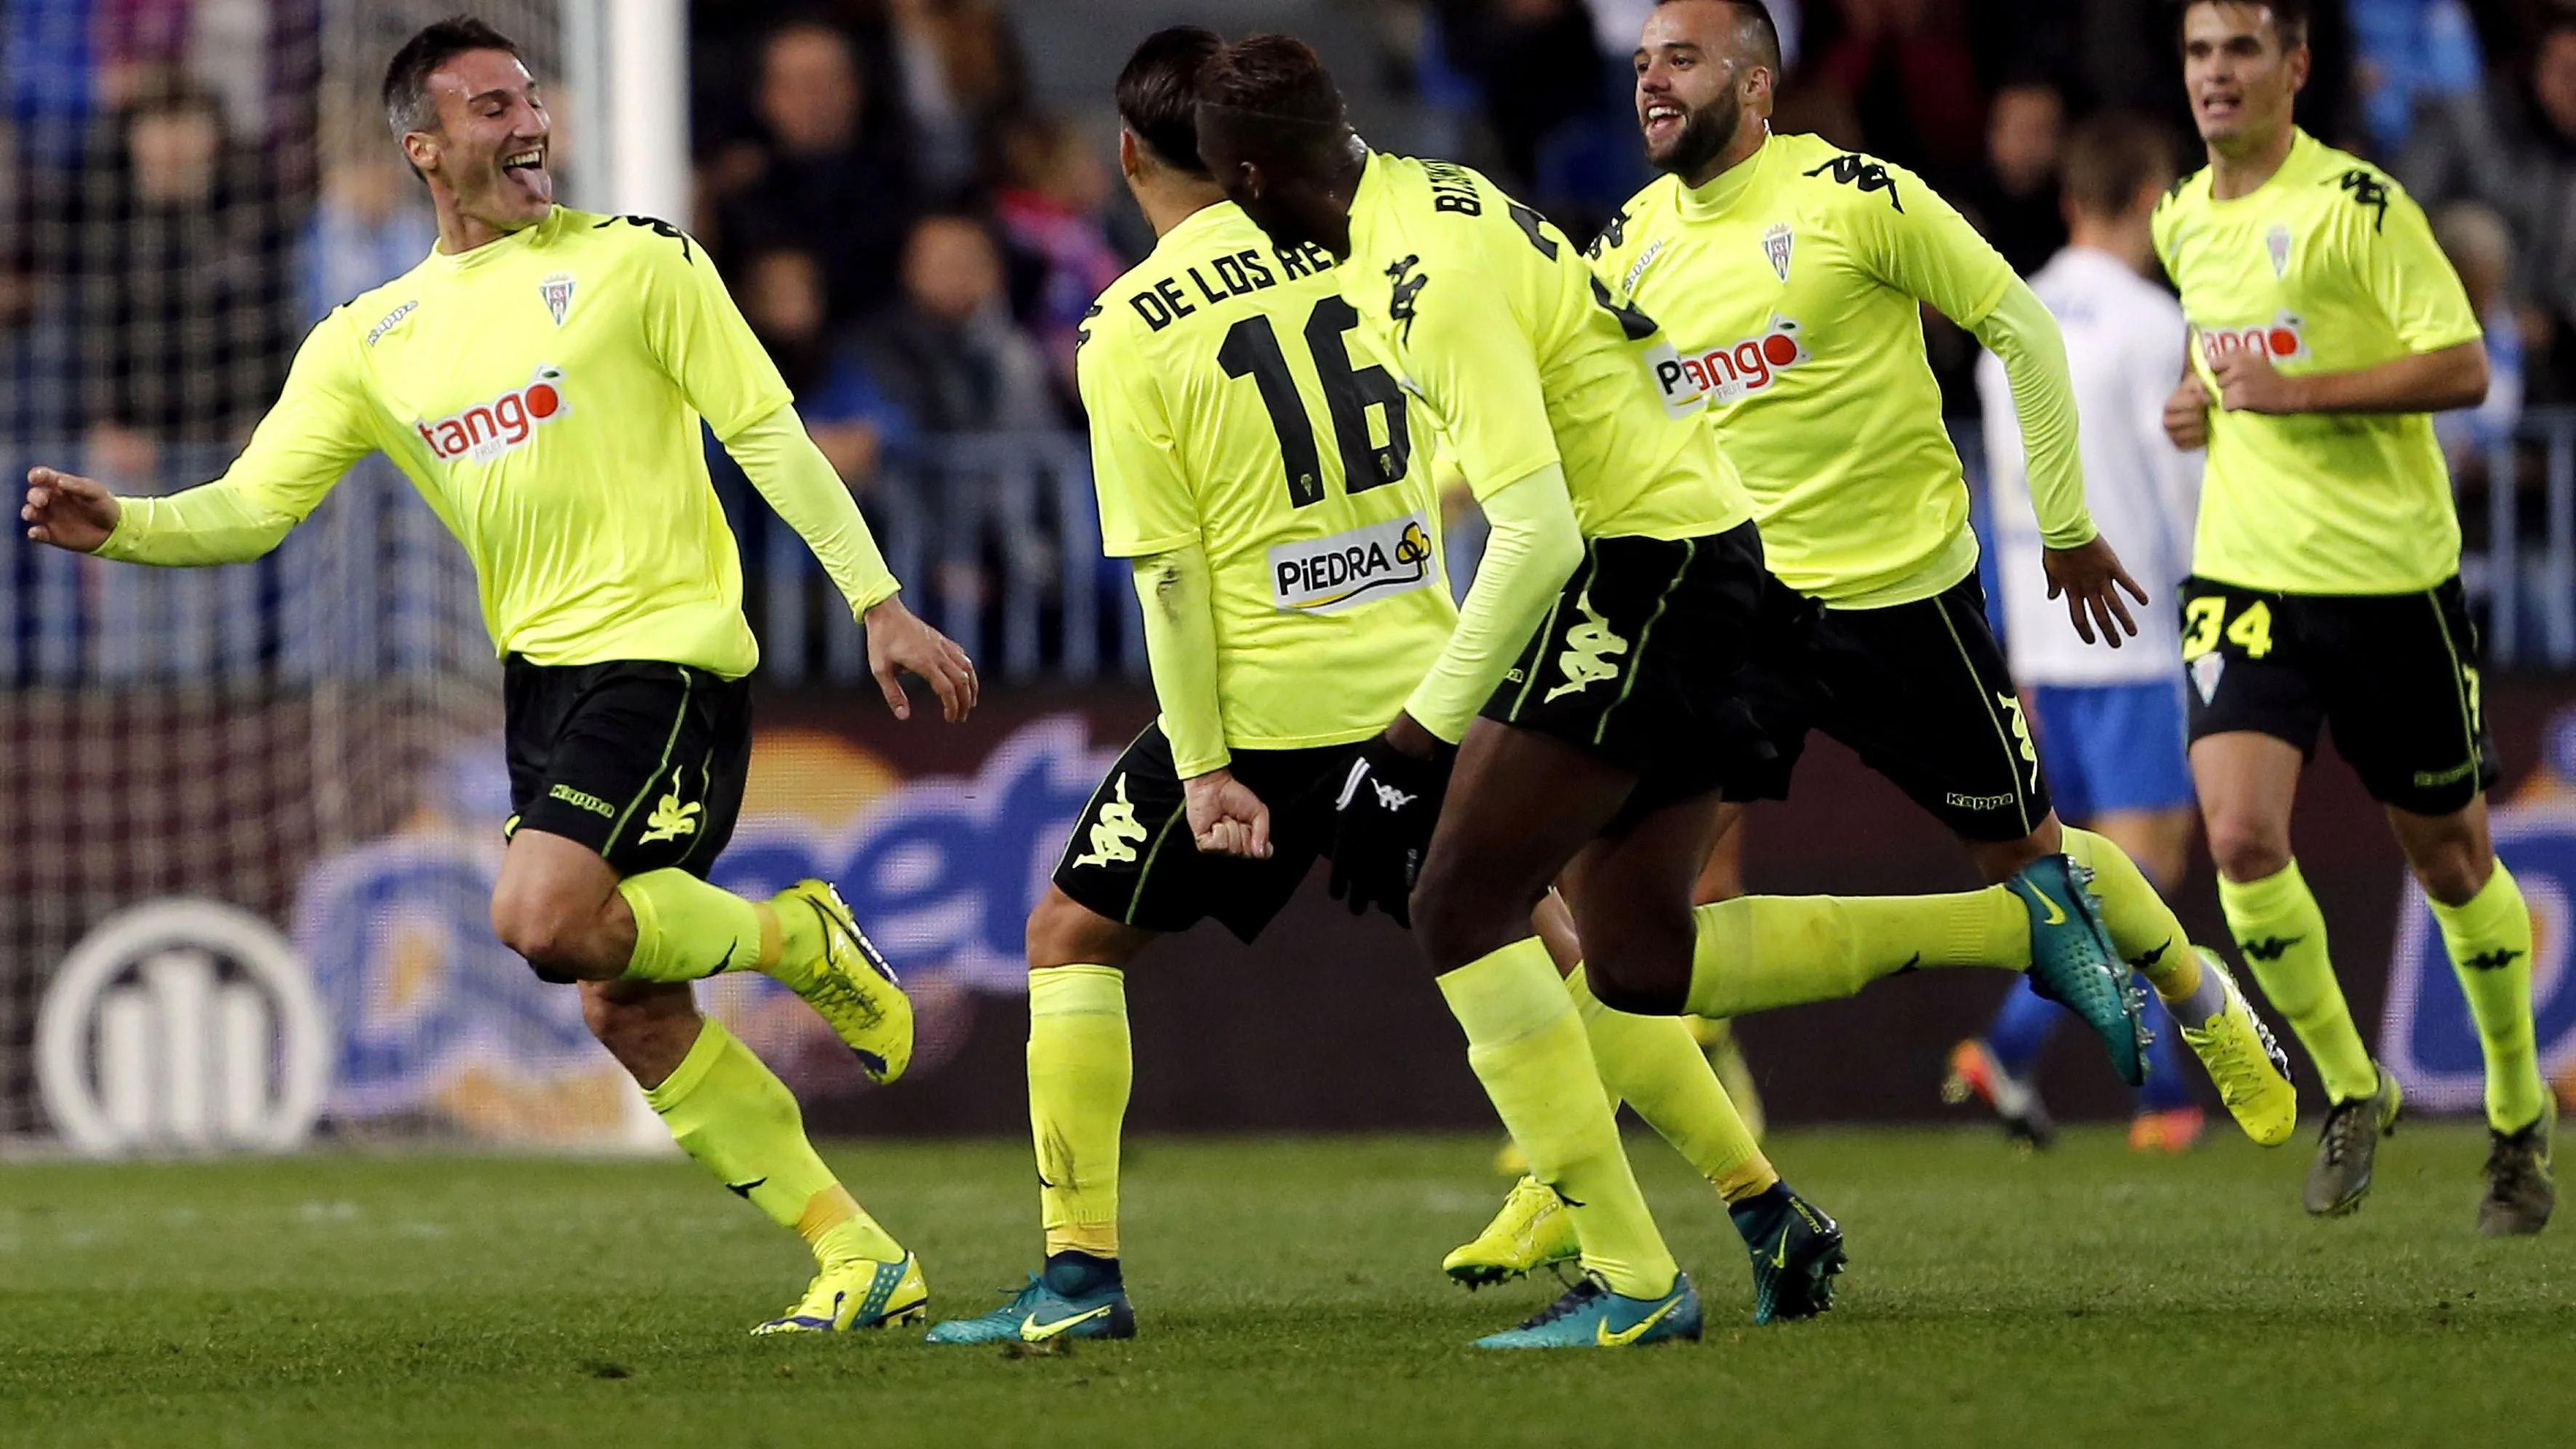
left=1762, top=223, right=1794, bottom=282
left=540, top=273, right=576, bottom=326
left=417, top=366, right=569, bottom=464
left=2202, top=310, right=2308, bottom=365
left=1654, top=316, right=1809, bottom=411
left=2266, top=225, right=2292, bottom=278
left=1269, top=513, right=1437, bottom=614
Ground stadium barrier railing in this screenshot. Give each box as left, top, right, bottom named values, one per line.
left=6, top=417, right=2575, bottom=689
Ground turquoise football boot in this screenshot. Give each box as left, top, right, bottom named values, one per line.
left=1728, top=1184, right=1846, bottom=1325
left=2007, top=854, right=2148, bottom=1085
left=924, top=1269, right=1135, bottom=1346
left=1472, top=1272, right=1701, bottom=1349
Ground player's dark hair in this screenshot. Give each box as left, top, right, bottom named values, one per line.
left=1654, top=0, right=1783, bottom=73
left=2174, top=0, right=2309, bottom=52
left=1117, top=26, right=1224, bottom=177
left=2062, top=112, right=2175, bottom=220
left=1195, top=34, right=1350, bottom=169
left=382, top=15, right=523, bottom=138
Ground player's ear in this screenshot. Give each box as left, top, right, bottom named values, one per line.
left=401, top=127, right=441, bottom=179
left=1118, top=127, right=1144, bottom=185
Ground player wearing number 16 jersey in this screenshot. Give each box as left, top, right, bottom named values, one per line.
left=927, top=28, right=1469, bottom=1345
left=2158, top=0, right=2549, bottom=1231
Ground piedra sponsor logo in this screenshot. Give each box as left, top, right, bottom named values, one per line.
left=1269, top=513, right=1437, bottom=614
left=417, top=367, right=569, bottom=464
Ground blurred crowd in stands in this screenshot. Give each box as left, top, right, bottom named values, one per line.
left=4, top=1, right=2575, bottom=630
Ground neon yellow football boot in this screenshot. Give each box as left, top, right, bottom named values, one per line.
left=1445, top=1175, right=1579, bottom=1288
left=766, top=880, right=914, bottom=1084
left=751, top=1251, right=929, bottom=1334
left=2175, top=948, right=2298, bottom=1147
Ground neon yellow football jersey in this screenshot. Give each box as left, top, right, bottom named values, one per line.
left=1079, top=201, right=1456, bottom=756
left=101, top=206, right=841, bottom=677
left=1339, top=150, right=1752, bottom=542
left=2154, top=129, right=2481, bottom=595
left=1588, top=131, right=2021, bottom=606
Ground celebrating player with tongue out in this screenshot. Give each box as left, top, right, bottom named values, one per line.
left=20, top=18, right=977, bottom=1332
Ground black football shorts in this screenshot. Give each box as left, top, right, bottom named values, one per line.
left=2180, top=574, right=2497, bottom=815
left=502, top=657, right=753, bottom=878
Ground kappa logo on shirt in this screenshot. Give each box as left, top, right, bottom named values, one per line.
left=416, top=366, right=570, bottom=464
left=366, top=300, right=418, bottom=347
left=1653, top=316, right=1810, bottom=410
left=2201, top=311, right=2308, bottom=365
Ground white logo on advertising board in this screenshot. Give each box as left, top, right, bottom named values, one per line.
left=36, top=901, right=329, bottom=1155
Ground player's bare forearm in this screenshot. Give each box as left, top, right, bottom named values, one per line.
left=862, top=593, right=979, bottom=723
left=2212, top=339, right=2487, bottom=417
left=20, top=466, right=120, bottom=553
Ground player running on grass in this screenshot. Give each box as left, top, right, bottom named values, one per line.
left=1950, top=113, right=2212, bottom=1156
left=1445, top=0, right=2297, bottom=1285
left=2158, top=0, right=2551, bottom=1230
left=18, top=19, right=979, bottom=1330
left=1194, top=33, right=2153, bottom=1349
left=922, top=28, right=1812, bottom=1347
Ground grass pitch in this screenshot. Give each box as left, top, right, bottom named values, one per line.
left=4, top=1125, right=2572, bottom=1448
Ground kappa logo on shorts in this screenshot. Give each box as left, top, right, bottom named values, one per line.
left=1269, top=514, right=1437, bottom=613
left=637, top=789, right=702, bottom=845
left=1997, top=692, right=2039, bottom=792
left=1544, top=587, right=1630, bottom=703
left=1072, top=775, right=1148, bottom=869
left=547, top=783, right=614, bottom=818
left=1371, top=781, right=1417, bottom=811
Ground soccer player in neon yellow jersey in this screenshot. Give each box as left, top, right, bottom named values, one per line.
left=2158, top=0, right=2551, bottom=1231
left=19, top=19, right=985, bottom=1324
left=1194, top=33, right=2160, bottom=1349
left=1445, top=0, right=2293, bottom=1288
left=925, top=27, right=1819, bottom=1346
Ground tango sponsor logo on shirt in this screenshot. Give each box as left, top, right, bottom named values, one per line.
left=416, top=366, right=569, bottom=464
left=2201, top=311, right=2309, bottom=365
left=1654, top=316, right=1810, bottom=411
left=1269, top=513, right=1437, bottom=614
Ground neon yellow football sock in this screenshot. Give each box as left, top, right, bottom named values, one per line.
left=644, top=1015, right=902, bottom=1266
left=2059, top=827, right=2201, bottom=999
left=1570, top=968, right=1776, bottom=1203
left=2218, top=860, right=2377, bottom=1103
left=1685, top=889, right=2028, bottom=1019
left=1029, top=964, right=1130, bottom=1259
left=617, top=868, right=768, bottom=983
left=1440, top=938, right=1677, bottom=1299
left=2428, top=862, right=2547, bottom=1131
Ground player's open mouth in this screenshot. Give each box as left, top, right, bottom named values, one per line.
left=2196, top=92, right=2242, bottom=124
left=502, top=146, right=553, bottom=203
left=1642, top=103, right=1685, bottom=143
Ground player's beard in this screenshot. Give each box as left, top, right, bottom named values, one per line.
left=1650, top=92, right=1741, bottom=181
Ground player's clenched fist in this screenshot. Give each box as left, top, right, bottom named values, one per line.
left=1185, top=768, right=1273, bottom=859
left=2162, top=374, right=2211, bottom=451
left=20, top=467, right=120, bottom=553
left=2207, top=344, right=2306, bottom=416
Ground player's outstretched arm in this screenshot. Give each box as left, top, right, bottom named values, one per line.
left=20, top=467, right=120, bottom=552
